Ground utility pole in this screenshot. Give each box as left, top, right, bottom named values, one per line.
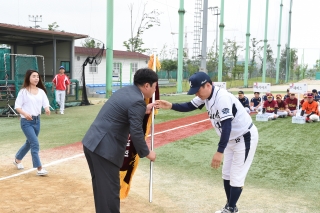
left=200, top=0, right=209, bottom=73
left=28, top=15, right=42, bottom=28
left=285, top=0, right=293, bottom=82
left=244, top=0, right=251, bottom=88
left=217, top=0, right=225, bottom=82
left=275, top=0, right=283, bottom=84
left=208, top=7, right=220, bottom=55
left=262, top=0, right=269, bottom=83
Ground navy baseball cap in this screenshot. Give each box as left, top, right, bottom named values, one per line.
left=59, top=66, right=65, bottom=70
left=187, top=72, right=211, bottom=95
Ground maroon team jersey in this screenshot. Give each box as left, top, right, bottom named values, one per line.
left=285, top=98, right=298, bottom=111
left=277, top=100, right=287, bottom=110
left=263, top=100, right=278, bottom=113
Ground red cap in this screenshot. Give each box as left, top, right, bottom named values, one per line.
left=266, top=93, right=273, bottom=98
left=307, top=93, right=313, bottom=98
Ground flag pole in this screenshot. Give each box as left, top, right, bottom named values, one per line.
left=149, top=53, right=156, bottom=203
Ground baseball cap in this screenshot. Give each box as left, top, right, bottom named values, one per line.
left=238, top=91, right=244, bottom=95
left=312, top=89, right=317, bottom=93
left=59, top=66, right=65, bottom=70
left=187, top=72, right=211, bottom=95
left=266, top=93, right=273, bottom=98
left=276, top=94, right=282, bottom=99
left=307, top=93, right=313, bottom=98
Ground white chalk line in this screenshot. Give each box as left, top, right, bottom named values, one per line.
left=0, top=119, right=209, bottom=181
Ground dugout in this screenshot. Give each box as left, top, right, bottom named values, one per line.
left=0, top=23, right=87, bottom=115
left=0, top=23, right=87, bottom=80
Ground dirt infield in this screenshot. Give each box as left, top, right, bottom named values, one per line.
left=0, top=113, right=212, bottom=213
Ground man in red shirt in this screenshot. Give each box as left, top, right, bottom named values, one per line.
left=262, top=93, right=278, bottom=120
left=285, top=93, right=298, bottom=116
left=52, top=66, right=70, bottom=114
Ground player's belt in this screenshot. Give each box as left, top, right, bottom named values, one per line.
left=248, top=123, right=253, bottom=129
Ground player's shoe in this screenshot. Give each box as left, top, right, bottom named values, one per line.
left=215, top=205, right=239, bottom=213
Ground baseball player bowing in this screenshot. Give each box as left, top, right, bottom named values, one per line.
left=155, top=72, right=259, bottom=213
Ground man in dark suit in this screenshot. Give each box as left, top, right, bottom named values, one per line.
left=82, top=68, right=158, bottom=213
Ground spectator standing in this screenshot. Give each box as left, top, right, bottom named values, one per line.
left=52, top=66, right=70, bottom=114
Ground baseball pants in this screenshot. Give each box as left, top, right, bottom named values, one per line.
left=222, top=124, right=259, bottom=187
left=55, top=90, right=66, bottom=112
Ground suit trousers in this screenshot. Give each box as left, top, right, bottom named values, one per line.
left=83, top=145, right=120, bottom=213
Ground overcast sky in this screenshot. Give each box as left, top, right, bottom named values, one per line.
left=1, top=0, right=320, bottom=66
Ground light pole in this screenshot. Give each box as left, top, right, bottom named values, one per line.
left=28, top=15, right=42, bottom=28
left=209, top=7, right=220, bottom=55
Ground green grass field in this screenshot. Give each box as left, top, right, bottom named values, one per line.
left=1, top=94, right=319, bottom=211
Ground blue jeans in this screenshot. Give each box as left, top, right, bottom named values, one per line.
left=15, top=116, right=42, bottom=168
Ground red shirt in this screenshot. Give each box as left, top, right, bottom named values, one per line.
left=263, top=100, right=278, bottom=113
left=285, top=97, right=298, bottom=111
left=52, top=74, right=70, bottom=90
left=277, top=100, right=287, bottom=110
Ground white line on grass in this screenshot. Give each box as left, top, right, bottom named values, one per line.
left=0, top=119, right=209, bottom=181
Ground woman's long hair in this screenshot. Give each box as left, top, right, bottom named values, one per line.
left=22, top=70, right=47, bottom=94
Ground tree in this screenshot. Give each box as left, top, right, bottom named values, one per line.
left=266, top=44, right=275, bottom=78
left=123, top=3, right=161, bottom=53
left=81, top=37, right=101, bottom=48
left=206, top=43, right=218, bottom=74
left=161, top=59, right=177, bottom=80
left=223, top=39, right=243, bottom=78
left=289, top=48, right=298, bottom=80
left=232, top=64, right=244, bottom=80
left=159, top=44, right=168, bottom=60
left=249, top=38, right=262, bottom=78
left=48, top=22, right=59, bottom=31
left=279, top=47, right=287, bottom=81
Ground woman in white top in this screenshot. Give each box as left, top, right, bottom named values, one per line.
left=13, top=70, right=50, bottom=176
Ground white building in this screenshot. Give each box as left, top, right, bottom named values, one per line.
left=73, top=47, right=149, bottom=85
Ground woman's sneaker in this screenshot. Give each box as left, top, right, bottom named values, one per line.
left=13, top=161, right=24, bottom=170
left=37, top=168, right=48, bottom=176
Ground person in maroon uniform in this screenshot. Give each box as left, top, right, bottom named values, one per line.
left=275, top=94, right=288, bottom=118
left=285, top=93, right=298, bottom=116
left=262, top=93, right=278, bottom=120
left=299, top=93, right=308, bottom=109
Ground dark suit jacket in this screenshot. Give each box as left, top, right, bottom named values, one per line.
left=82, top=85, right=150, bottom=167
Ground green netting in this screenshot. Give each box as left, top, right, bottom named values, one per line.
left=13, top=55, right=38, bottom=96
left=0, top=48, right=11, bottom=80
